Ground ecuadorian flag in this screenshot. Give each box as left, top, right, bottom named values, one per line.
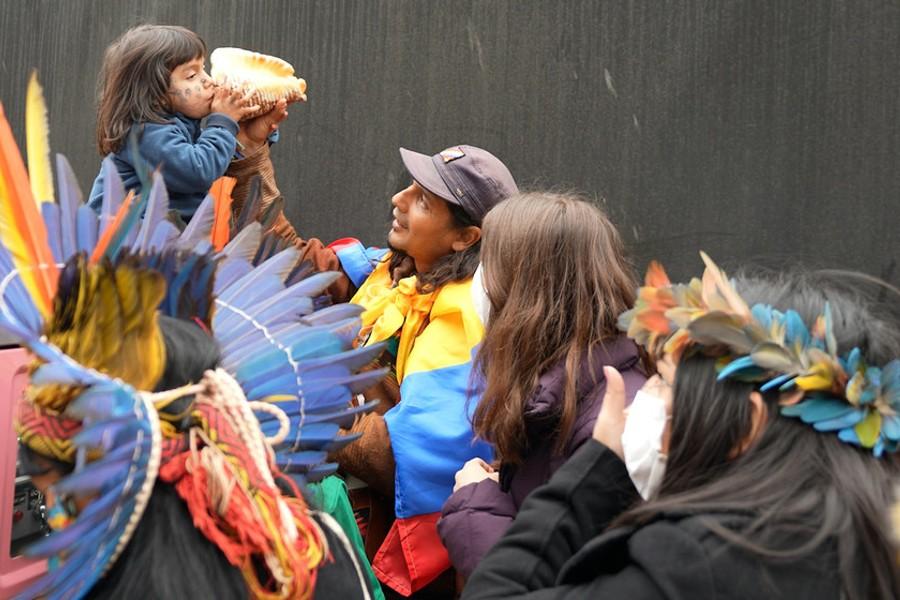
left=350, top=257, right=492, bottom=595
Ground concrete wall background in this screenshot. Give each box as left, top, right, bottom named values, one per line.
left=1, top=0, right=897, bottom=284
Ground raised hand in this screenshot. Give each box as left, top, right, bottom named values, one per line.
left=211, top=86, right=260, bottom=123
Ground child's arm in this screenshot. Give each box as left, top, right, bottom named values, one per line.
left=135, top=88, right=258, bottom=195
left=137, top=117, right=239, bottom=194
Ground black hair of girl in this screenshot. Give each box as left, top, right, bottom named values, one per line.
left=617, top=269, right=900, bottom=600
left=388, top=202, right=480, bottom=293
left=96, top=24, right=207, bottom=155
left=89, top=315, right=247, bottom=598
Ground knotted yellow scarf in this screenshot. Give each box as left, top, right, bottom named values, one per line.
left=352, top=259, right=436, bottom=383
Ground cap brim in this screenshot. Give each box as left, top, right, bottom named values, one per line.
left=399, top=147, right=458, bottom=205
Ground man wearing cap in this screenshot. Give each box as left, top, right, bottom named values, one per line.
left=227, top=139, right=519, bottom=596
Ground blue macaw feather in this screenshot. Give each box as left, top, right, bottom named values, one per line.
left=72, top=417, right=144, bottom=451
left=297, top=343, right=384, bottom=374
left=55, top=153, right=83, bottom=259
left=253, top=231, right=288, bottom=265
left=841, top=347, right=863, bottom=376
left=781, top=397, right=857, bottom=423
left=234, top=329, right=343, bottom=380
left=214, top=258, right=252, bottom=295
left=783, top=309, right=810, bottom=348
left=239, top=283, right=332, bottom=330
left=716, top=356, right=758, bottom=381
left=300, top=302, right=365, bottom=326
left=262, top=384, right=351, bottom=417
left=880, top=414, right=900, bottom=441
left=750, top=304, right=773, bottom=330
left=52, top=457, right=134, bottom=496
left=304, top=462, right=340, bottom=483
left=76, top=204, right=99, bottom=254
left=266, top=425, right=361, bottom=453
left=71, top=482, right=132, bottom=524
left=220, top=222, right=262, bottom=263
left=244, top=372, right=306, bottom=400
left=283, top=271, right=341, bottom=300
left=176, top=193, right=215, bottom=249
left=811, top=411, right=865, bottom=431
left=262, top=421, right=337, bottom=442
left=218, top=247, right=301, bottom=304
left=20, top=533, right=101, bottom=597
left=218, top=273, right=287, bottom=312
left=135, top=171, right=169, bottom=253
left=323, top=316, right=363, bottom=346
left=30, top=361, right=98, bottom=386
left=147, top=220, right=180, bottom=253
left=103, top=173, right=151, bottom=261
left=41, top=201, right=63, bottom=263
left=99, top=155, right=125, bottom=235
left=65, top=383, right=141, bottom=420
left=760, top=373, right=795, bottom=392
left=163, top=249, right=203, bottom=317
left=274, top=450, right=328, bottom=472
left=300, top=399, right=380, bottom=429
left=25, top=517, right=107, bottom=560
left=302, top=368, right=389, bottom=396
left=0, top=265, right=42, bottom=335
left=284, top=259, right=315, bottom=287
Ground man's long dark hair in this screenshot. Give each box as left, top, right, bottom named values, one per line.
left=617, top=270, right=900, bottom=599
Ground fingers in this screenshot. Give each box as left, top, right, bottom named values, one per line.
left=601, top=366, right=626, bottom=418
left=591, top=366, right=628, bottom=459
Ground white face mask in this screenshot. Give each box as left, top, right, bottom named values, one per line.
left=621, top=389, right=669, bottom=500
left=471, top=263, right=491, bottom=326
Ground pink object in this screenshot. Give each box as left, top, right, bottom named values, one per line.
left=0, top=346, right=47, bottom=597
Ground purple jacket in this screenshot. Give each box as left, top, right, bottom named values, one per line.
left=437, top=336, right=646, bottom=579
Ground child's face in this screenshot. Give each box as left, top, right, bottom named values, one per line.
left=167, top=56, right=215, bottom=119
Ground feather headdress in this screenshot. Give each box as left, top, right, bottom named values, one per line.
left=2, top=78, right=383, bottom=599
left=618, top=252, right=900, bottom=457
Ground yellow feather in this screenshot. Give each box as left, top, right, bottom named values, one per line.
left=25, top=71, right=54, bottom=205
left=0, top=101, right=56, bottom=317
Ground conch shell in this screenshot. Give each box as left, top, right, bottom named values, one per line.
left=210, top=47, right=307, bottom=120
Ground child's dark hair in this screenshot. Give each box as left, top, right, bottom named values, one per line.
left=96, top=24, right=207, bottom=155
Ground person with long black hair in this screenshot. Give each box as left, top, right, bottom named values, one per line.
left=462, top=260, right=900, bottom=600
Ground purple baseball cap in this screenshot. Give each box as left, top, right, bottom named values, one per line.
left=399, top=144, right=519, bottom=223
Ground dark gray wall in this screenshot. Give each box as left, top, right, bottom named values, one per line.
left=1, top=1, right=898, bottom=284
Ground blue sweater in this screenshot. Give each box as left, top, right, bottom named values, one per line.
left=88, top=112, right=239, bottom=220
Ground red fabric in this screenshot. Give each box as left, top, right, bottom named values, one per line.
left=371, top=513, right=450, bottom=596
left=326, top=237, right=362, bottom=251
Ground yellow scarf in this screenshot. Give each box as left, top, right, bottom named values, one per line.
left=352, top=259, right=436, bottom=383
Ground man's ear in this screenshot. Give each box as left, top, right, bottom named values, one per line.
left=451, top=225, right=482, bottom=252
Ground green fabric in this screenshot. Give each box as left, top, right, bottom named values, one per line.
left=309, top=475, right=385, bottom=600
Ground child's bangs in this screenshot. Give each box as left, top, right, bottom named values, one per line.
left=165, top=29, right=208, bottom=70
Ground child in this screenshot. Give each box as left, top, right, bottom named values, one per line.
left=87, top=24, right=258, bottom=220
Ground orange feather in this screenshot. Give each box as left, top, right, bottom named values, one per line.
left=0, top=101, right=57, bottom=317
left=209, top=176, right=236, bottom=252
left=644, top=260, right=670, bottom=287
left=91, top=190, right=134, bottom=264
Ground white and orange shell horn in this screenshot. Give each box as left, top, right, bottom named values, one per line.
left=210, top=47, right=307, bottom=120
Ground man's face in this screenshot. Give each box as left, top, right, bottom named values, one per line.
left=388, top=181, right=462, bottom=273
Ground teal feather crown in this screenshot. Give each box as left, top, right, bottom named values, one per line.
left=617, top=252, right=900, bottom=457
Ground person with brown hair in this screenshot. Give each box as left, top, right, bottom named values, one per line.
left=86, top=24, right=261, bottom=220
left=438, top=191, right=647, bottom=579
left=462, top=260, right=900, bottom=599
